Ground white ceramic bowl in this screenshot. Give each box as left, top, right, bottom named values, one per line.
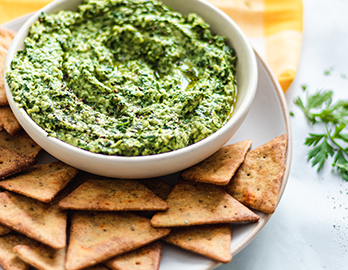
left=5, top=0, right=258, bottom=178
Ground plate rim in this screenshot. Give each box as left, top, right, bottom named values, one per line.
left=1, top=13, right=292, bottom=270
left=200, top=49, right=292, bottom=270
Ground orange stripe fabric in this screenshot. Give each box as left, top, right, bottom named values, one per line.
left=0, top=0, right=52, bottom=24
left=264, top=0, right=303, bottom=36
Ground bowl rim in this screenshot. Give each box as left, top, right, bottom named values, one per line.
left=4, top=0, right=258, bottom=164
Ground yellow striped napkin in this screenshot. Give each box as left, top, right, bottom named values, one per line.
left=206, top=0, right=303, bottom=91
left=0, top=0, right=303, bottom=91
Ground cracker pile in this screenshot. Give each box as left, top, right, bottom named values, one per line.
left=0, top=26, right=288, bottom=270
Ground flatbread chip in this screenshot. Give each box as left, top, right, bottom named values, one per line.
left=151, top=180, right=259, bottom=227
left=134, top=178, right=172, bottom=218
left=105, top=242, right=162, bottom=270
left=0, top=161, right=79, bottom=202
left=0, top=46, right=8, bottom=106
left=0, top=191, right=67, bottom=249
left=0, top=232, right=37, bottom=270
left=65, top=211, right=170, bottom=270
left=163, top=224, right=232, bottom=263
left=0, top=147, right=36, bottom=179
left=225, top=134, right=288, bottom=214
left=0, top=28, right=16, bottom=50
left=182, top=140, right=252, bottom=185
left=85, top=265, right=110, bottom=270
left=59, top=179, right=168, bottom=211
left=0, top=107, right=21, bottom=135
left=0, top=130, right=41, bottom=157
left=137, top=178, right=172, bottom=201
left=0, top=28, right=16, bottom=106
left=52, top=172, right=87, bottom=202
left=13, top=244, right=66, bottom=270
left=0, top=224, right=11, bottom=236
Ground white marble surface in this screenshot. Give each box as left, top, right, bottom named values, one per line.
left=217, top=0, right=348, bottom=269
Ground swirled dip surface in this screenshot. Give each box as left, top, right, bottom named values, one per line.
left=7, top=0, right=237, bottom=156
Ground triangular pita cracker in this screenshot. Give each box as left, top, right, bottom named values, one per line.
left=0, top=46, right=8, bottom=106
left=134, top=178, right=173, bottom=218
left=0, top=232, right=37, bottom=270
left=59, top=179, right=168, bottom=211
left=137, top=178, right=172, bottom=201
left=0, top=147, right=36, bottom=179
left=0, top=191, right=67, bottom=249
left=225, top=134, right=288, bottom=214
left=163, top=224, right=232, bottom=263
left=0, top=130, right=41, bottom=157
left=65, top=211, right=170, bottom=270
left=105, top=242, right=162, bottom=270
left=13, top=244, right=66, bottom=270
left=53, top=172, right=87, bottom=202
left=85, top=265, right=110, bottom=270
left=151, top=180, right=259, bottom=227
left=0, top=28, right=16, bottom=50
left=182, top=140, right=252, bottom=185
left=0, top=107, right=21, bottom=135
left=0, top=161, right=79, bottom=202
left=0, top=223, right=11, bottom=236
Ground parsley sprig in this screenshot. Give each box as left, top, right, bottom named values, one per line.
left=294, top=90, right=348, bottom=181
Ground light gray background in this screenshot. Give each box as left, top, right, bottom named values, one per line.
left=217, top=0, right=348, bottom=269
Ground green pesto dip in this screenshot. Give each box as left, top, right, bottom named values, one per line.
left=7, top=0, right=237, bottom=156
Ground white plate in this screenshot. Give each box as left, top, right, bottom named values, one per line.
left=1, top=15, right=292, bottom=270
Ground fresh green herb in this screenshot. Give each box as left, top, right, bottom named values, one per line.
left=341, top=74, right=347, bottom=79
left=324, top=67, right=334, bottom=76
left=290, top=111, right=294, bottom=117
left=294, top=90, right=348, bottom=181
left=301, top=84, right=307, bottom=91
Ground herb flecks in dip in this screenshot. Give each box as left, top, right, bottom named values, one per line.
left=7, top=0, right=237, bottom=156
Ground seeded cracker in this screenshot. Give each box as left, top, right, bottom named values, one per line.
left=151, top=180, right=259, bottom=227
left=0, top=224, right=11, bottom=236
left=0, top=28, right=16, bottom=50
left=163, top=224, right=232, bottom=263
left=0, top=161, right=79, bottom=203
left=0, top=191, right=66, bottom=249
left=85, top=265, right=110, bottom=270
left=13, top=244, right=66, bottom=270
left=0, top=130, right=41, bottom=158
left=105, top=242, right=162, bottom=270
left=134, top=178, right=173, bottom=218
left=59, top=179, right=168, bottom=211
left=182, top=140, right=252, bottom=185
left=225, top=134, right=288, bottom=214
left=0, top=147, right=36, bottom=179
left=65, top=211, right=170, bottom=270
left=137, top=178, right=172, bottom=201
left=0, top=28, right=16, bottom=106
left=0, top=232, right=37, bottom=270
left=0, top=46, right=8, bottom=106
left=0, top=107, right=22, bottom=135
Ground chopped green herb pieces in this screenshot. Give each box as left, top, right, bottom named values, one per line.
left=324, top=67, right=334, bottom=76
